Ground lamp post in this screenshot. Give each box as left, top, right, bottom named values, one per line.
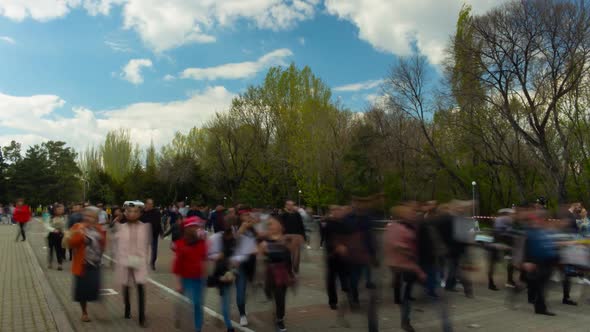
left=471, top=181, right=477, bottom=217
left=223, top=196, right=227, bottom=208
left=82, top=178, right=89, bottom=203
left=298, top=190, right=302, bottom=207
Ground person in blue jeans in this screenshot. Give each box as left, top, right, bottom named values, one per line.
left=209, top=225, right=237, bottom=332
left=173, top=216, right=208, bottom=331
left=233, top=207, right=259, bottom=326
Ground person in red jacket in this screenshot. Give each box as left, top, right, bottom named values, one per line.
left=173, top=216, right=208, bottom=332
left=13, top=198, right=31, bottom=241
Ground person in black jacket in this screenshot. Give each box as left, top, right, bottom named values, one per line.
left=324, top=205, right=356, bottom=310
left=280, top=200, right=306, bottom=274
left=142, top=199, right=163, bottom=270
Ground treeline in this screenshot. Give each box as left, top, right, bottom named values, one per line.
left=2, top=0, right=590, bottom=214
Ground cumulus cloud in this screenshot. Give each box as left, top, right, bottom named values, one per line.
left=324, top=0, right=506, bottom=65
left=180, top=48, right=293, bottom=81
left=120, top=0, right=318, bottom=52
left=0, top=36, right=15, bottom=44
left=298, top=36, right=305, bottom=46
left=0, top=87, right=234, bottom=150
left=121, top=58, right=153, bottom=84
left=333, top=79, right=383, bottom=92
left=0, top=0, right=122, bottom=21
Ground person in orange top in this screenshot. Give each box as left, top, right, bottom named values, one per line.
left=66, top=206, right=107, bottom=323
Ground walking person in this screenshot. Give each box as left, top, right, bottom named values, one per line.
left=208, top=223, right=237, bottom=332
left=173, top=216, right=208, bottom=332
left=114, top=202, right=151, bottom=327
left=523, top=208, right=559, bottom=316
left=13, top=198, right=31, bottom=241
left=280, top=200, right=306, bottom=274
left=233, top=206, right=259, bottom=326
left=65, top=206, right=106, bottom=322
left=48, top=203, right=67, bottom=270
left=142, top=199, right=163, bottom=271
left=260, top=215, right=295, bottom=332
left=385, top=203, right=426, bottom=332
left=67, top=203, right=84, bottom=261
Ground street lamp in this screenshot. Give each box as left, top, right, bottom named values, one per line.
left=223, top=196, right=227, bottom=208
left=82, top=178, right=89, bottom=203
left=471, top=181, right=477, bottom=217
left=298, top=190, right=302, bottom=207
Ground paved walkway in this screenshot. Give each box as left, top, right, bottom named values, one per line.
left=10, top=219, right=590, bottom=332
left=0, top=223, right=64, bottom=332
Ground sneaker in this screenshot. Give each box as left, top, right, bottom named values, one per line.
left=505, top=282, right=516, bottom=288
left=329, top=303, right=338, bottom=310
left=240, top=316, right=248, bottom=326
left=306, top=245, right=312, bottom=249
left=563, top=299, right=578, bottom=306
left=277, top=320, right=287, bottom=332
left=401, top=321, right=416, bottom=332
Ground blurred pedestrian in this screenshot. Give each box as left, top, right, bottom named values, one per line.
left=385, top=203, right=426, bottom=332
left=48, top=203, right=66, bottom=270
left=523, top=209, right=558, bottom=315
left=173, top=216, right=208, bottom=332
left=13, top=198, right=31, bottom=242
left=142, top=199, right=163, bottom=271
left=260, top=215, right=295, bottom=332
left=233, top=206, right=259, bottom=326
left=114, top=202, right=150, bottom=327
left=208, top=221, right=238, bottom=332
left=280, top=200, right=306, bottom=274
left=65, top=206, right=106, bottom=322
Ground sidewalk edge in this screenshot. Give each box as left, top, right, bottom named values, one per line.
left=24, top=229, right=76, bottom=332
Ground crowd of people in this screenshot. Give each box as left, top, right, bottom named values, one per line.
left=4, top=195, right=590, bottom=332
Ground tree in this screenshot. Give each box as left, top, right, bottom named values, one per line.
left=101, top=129, right=139, bottom=184
left=463, top=0, right=590, bottom=202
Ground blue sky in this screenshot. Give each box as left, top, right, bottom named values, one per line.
left=0, top=0, right=503, bottom=150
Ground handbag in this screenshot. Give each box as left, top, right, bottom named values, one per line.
left=267, top=262, right=294, bottom=287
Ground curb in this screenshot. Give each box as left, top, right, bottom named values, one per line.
left=24, top=221, right=76, bottom=332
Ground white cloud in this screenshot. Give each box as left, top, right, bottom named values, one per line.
left=324, top=0, right=506, bottom=65
left=298, top=36, right=305, bottom=45
left=181, top=48, right=293, bottom=81
left=333, top=79, right=383, bottom=92
left=0, top=36, right=15, bottom=44
left=121, top=58, right=153, bottom=84
left=105, top=39, right=133, bottom=53
left=163, top=74, right=175, bottom=81
left=0, top=1, right=316, bottom=52
left=0, top=87, right=234, bottom=150
left=121, top=0, right=318, bottom=52
left=0, top=0, right=121, bottom=21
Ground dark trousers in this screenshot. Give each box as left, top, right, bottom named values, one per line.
left=528, top=264, right=552, bottom=313
left=487, top=248, right=499, bottom=286
left=15, top=223, right=26, bottom=241
left=393, top=270, right=403, bottom=303
left=400, top=272, right=416, bottom=324
left=270, top=285, right=287, bottom=321
left=563, top=275, right=571, bottom=301
left=150, top=236, right=159, bottom=268
left=326, top=258, right=350, bottom=306
left=445, top=255, right=473, bottom=295
left=348, top=264, right=362, bottom=304
left=124, top=284, right=146, bottom=323
left=319, top=227, right=327, bottom=247
left=47, top=232, right=64, bottom=265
